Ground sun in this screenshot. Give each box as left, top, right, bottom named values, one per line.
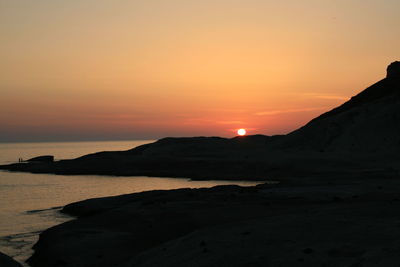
left=237, top=128, right=246, bottom=136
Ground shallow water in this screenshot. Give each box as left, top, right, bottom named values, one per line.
left=0, top=140, right=261, bottom=266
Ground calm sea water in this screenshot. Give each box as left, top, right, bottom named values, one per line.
left=0, top=140, right=261, bottom=266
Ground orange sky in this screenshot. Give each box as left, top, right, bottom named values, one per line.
left=0, top=0, right=399, bottom=141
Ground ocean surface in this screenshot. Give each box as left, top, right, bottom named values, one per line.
left=0, top=140, right=261, bottom=266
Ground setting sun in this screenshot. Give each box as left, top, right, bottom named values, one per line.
left=237, top=129, right=247, bottom=136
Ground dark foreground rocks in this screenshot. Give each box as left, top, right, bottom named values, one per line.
left=28, top=173, right=400, bottom=267
left=0, top=252, right=22, bottom=267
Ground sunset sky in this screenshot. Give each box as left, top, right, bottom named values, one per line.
left=1, top=0, right=399, bottom=142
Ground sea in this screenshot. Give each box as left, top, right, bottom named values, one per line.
left=0, top=140, right=261, bottom=266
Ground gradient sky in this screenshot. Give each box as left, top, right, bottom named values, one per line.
left=1, top=0, right=399, bottom=142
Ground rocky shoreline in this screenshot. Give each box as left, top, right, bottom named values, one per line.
left=3, top=62, right=400, bottom=266
left=0, top=135, right=396, bottom=181
left=0, top=252, right=22, bottom=267
left=26, top=172, right=400, bottom=267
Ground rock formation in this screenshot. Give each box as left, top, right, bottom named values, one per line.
left=0, top=252, right=22, bottom=267
left=27, top=155, right=54, bottom=162
left=27, top=178, right=400, bottom=267
left=387, top=61, right=400, bottom=78
left=280, top=61, right=400, bottom=153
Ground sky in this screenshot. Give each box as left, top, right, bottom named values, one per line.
left=0, top=0, right=399, bottom=142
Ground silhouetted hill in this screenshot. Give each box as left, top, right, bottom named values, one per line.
left=124, top=135, right=279, bottom=159
left=1, top=61, right=399, bottom=178
left=281, top=61, right=400, bottom=152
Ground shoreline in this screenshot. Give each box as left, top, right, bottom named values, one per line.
left=0, top=169, right=275, bottom=183
left=2, top=152, right=395, bottom=182
left=26, top=171, right=400, bottom=267
left=0, top=170, right=262, bottom=267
